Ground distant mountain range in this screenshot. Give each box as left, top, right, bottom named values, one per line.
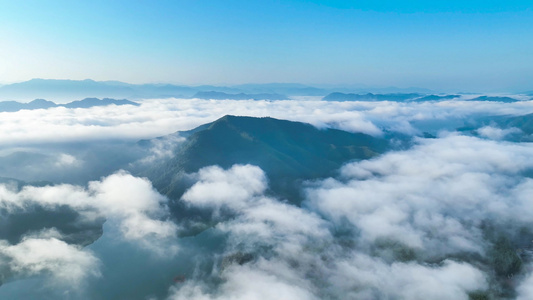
left=0, top=97, right=138, bottom=112
left=468, top=96, right=519, bottom=103
left=62, top=97, right=139, bottom=108
left=416, top=94, right=461, bottom=101
left=323, top=92, right=423, bottom=102
left=322, top=92, right=522, bottom=102
left=0, top=99, right=56, bottom=112
left=3, top=78, right=529, bottom=104
left=192, top=91, right=289, bottom=100
left=0, top=79, right=434, bottom=102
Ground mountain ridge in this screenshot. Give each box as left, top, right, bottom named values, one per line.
left=142, top=115, right=388, bottom=204
left=192, top=91, right=289, bottom=100
left=0, top=97, right=138, bottom=112
left=0, top=78, right=435, bottom=101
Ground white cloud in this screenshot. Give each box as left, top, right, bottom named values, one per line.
left=0, top=171, right=178, bottom=250
left=307, top=135, right=533, bottom=256
left=1, top=96, right=533, bottom=298
left=138, top=134, right=186, bottom=164
left=182, top=165, right=267, bottom=211
left=0, top=171, right=181, bottom=291
left=0, top=237, right=100, bottom=287
left=54, top=153, right=81, bottom=167
left=169, top=163, right=491, bottom=300
left=331, top=255, right=486, bottom=300
left=517, top=267, right=533, bottom=300
left=169, top=261, right=319, bottom=300
left=1, top=97, right=532, bottom=147
left=477, top=125, right=522, bottom=140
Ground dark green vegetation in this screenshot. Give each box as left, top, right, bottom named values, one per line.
left=494, top=113, right=533, bottom=136
left=220, top=252, right=255, bottom=270
left=0, top=142, right=148, bottom=185
left=473, top=224, right=533, bottom=298
left=458, top=112, right=533, bottom=142
left=490, top=236, right=522, bottom=277
left=469, top=291, right=490, bottom=300
left=0, top=97, right=138, bottom=112
left=0, top=178, right=103, bottom=246
left=144, top=115, right=387, bottom=204
left=0, top=205, right=103, bottom=246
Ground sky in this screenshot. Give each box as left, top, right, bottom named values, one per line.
left=0, top=0, right=532, bottom=92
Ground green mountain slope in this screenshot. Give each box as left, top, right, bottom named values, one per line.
left=497, top=113, right=533, bottom=135
left=144, top=115, right=387, bottom=204
left=458, top=112, right=533, bottom=142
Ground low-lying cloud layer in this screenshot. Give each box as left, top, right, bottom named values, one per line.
left=168, top=159, right=509, bottom=299
left=1, top=95, right=533, bottom=298
left=6, top=171, right=177, bottom=243
left=0, top=235, right=100, bottom=287
left=309, top=135, right=533, bottom=253
left=0, top=97, right=532, bottom=146
left=165, top=134, right=533, bottom=299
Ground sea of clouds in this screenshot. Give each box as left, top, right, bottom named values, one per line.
left=0, top=96, right=532, bottom=145
left=0, top=96, right=531, bottom=299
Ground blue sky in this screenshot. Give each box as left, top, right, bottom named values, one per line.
left=0, top=0, right=531, bottom=92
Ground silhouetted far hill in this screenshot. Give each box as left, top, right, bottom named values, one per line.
left=323, top=92, right=422, bottom=102
left=415, top=94, right=460, bottom=101
left=62, top=97, right=139, bottom=108
left=192, top=91, right=289, bottom=100
left=231, top=83, right=329, bottom=96
left=0, top=99, right=57, bottom=112
left=144, top=115, right=387, bottom=204
left=500, top=113, right=533, bottom=134
left=0, top=79, right=435, bottom=101
left=0, top=79, right=194, bottom=101
left=324, top=93, right=527, bottom=103
left=468, top=96, right=519, bottom=103
left=0, top=98, right=139, bottom=112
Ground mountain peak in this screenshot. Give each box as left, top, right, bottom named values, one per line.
left=144, top=115, right=387, bottom=203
